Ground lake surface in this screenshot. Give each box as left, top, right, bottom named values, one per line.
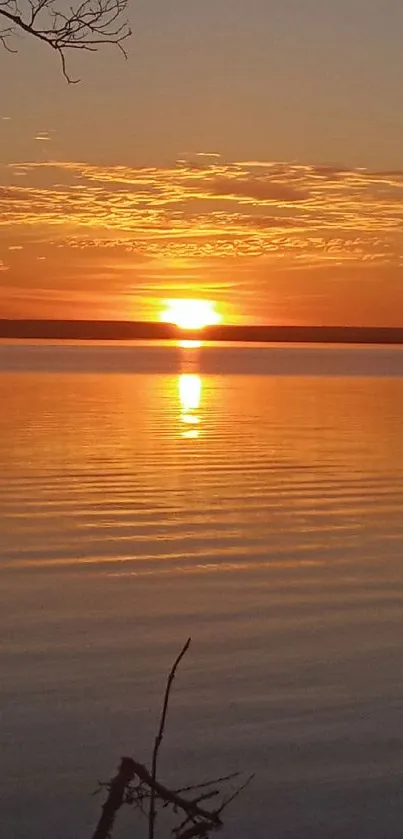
left=2, top=342, right=403, bottom=839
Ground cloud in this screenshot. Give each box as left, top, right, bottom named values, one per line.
left=311, top=164, right=353, bottom=180
left=203, top=176, right=307, bottom=203
left=1, top=157, right=403, bottom=269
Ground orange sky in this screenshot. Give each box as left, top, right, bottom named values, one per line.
left=1, top=157, right=403, bottom=325
left=1, top=1, right=403, bottom=325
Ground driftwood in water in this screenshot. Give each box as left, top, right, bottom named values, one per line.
left=91, top=638, right=253, bottom=839
left=149, top=638, right=192, bottom=839
left=91, top=757, right=137, bottom=839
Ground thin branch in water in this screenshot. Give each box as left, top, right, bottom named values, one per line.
left=149, top=637, right=192, bottom=839
left=91, top=757, right=136, bottom=839
left=175, top=772, right=240, bottom=795
left=175, top=824, right=215, bottom=839
left=216, top=772, right=255, bottom=816
left=97, top=755, right=223, bottom=831
left=90, top=640, right=253, bottom=839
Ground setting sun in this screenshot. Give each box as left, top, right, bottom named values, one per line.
left=160, top=299, right=221, bottom=330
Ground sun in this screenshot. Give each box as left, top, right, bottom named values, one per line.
left=160, top=299, right=222, bottom=330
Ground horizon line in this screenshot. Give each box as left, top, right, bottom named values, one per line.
left=1, top=319, right=403, bottom=345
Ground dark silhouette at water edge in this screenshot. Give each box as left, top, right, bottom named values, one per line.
left=1, top=319, right=403, bottom=344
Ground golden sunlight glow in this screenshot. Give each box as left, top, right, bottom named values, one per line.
left=179, top=374, right=202, bottom=438
left=179, top=374, right=202, bottom=412
left=179, top=340, right=203, bottom=349
left=161, top=299, right=221, bottom=330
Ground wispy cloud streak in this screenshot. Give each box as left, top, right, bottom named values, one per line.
left=1, top=158, right=403, bottom=264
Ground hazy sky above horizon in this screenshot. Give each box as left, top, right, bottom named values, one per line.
left=1, top=0, right=403, bottom=324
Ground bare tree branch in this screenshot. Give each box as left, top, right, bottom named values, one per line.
left=175, top=772, right=241, bottom=795
left=91, top=755, right=225, bottom=839
left=216, top=772, right=255, bottom=815
left=91, top=757, right=135, bottom=839
left=0, top=0, right=131, bottom=81
left=149, top=637, right=192, bottom=839
left=90, top=640, right=254, bottom=839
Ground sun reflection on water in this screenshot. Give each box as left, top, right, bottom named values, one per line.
left=179, top=373, right=202, bottom=438
left=178, top=340, right=203, bottom=349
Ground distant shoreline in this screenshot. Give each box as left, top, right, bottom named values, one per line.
left=1, top=320, right=403, bottom=345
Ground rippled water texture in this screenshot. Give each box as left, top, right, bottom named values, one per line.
left=2, top=342, right=403, bottom=839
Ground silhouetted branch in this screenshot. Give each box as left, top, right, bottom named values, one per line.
left=92, top=755, right=224, bottom=839
left=149, top=637, right=191, bottom=839
left=91, top=640, right=253, bottom=839
left=128, top=757, right=224, bottom=825
left=216, top=772, right=255, bottom=815
left=91, top=757, right=136, bottom=839
left=173, top=825, right=215, bottom=839
left=175, top=772, right=240, bottom=795
left=0, top=0, right=131, bottom=81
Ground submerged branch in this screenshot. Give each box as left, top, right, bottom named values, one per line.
left=91, top=757, right=136, bottom=839
left=149, top=637, right=192, bottom=839
left=91, top=639, right=253, bottom=839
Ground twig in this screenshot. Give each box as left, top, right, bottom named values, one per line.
left=176, top=824, right=216, bottom=839
left=123, top=756, right=223, bottom=826
left=90, top=640, right=253, bottom=839
left=0, top=0, right=131, bottom=81
left=216, top=772, right=255, bottom=815
left=91, top=757, right=136, bottom=839
left=91, top=741, right=248, bottom=837
left=148, top=637, right=191, bottom=839
left=175, top=772, right=240, bottom=794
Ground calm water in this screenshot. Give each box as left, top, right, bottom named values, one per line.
left=2, top=342, right=403, bottom=839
